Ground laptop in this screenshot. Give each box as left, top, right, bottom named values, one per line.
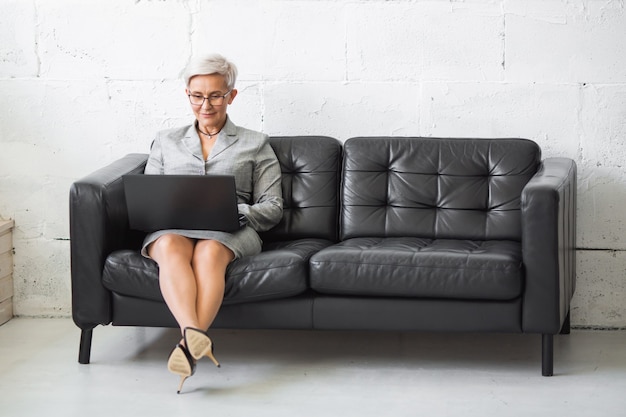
left=122, top=174, right=242, bottom=233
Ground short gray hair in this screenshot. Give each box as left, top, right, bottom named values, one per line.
left=183, top=53, right=238, bottom=89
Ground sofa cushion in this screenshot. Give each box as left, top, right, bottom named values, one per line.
left=262, top=136, right=342, bottom=243
left=341, top=137, right=540, bottom=241
left=103, top=238, right=332, bottom=305
left=309, top=238, right=523, bottom=301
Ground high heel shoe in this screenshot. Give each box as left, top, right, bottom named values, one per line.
left=167, top=344, right=196, bottom=394
left=183, top=327, right=220, bottom=367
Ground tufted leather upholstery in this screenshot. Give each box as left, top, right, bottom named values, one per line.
left=309, top=138, right=542, bottom=302
left=340, top=137, right=541, bottom=240
left=99, top=136, right=341, bottom=309
left=262, top=136, right=341, bottom=242
left=71, top=136, right=576, bottom=376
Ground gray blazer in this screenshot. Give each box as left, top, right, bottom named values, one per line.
left=144, top=117, right=283, bottom=232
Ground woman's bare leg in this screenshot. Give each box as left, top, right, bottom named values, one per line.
left=191, top=239, right=234, bottom=331
left=148, top=234, right=202, bottom=333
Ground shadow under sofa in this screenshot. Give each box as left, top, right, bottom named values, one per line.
left=70, top=135, right=577, bottom=376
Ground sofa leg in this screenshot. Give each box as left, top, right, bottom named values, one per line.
left=560, top=311, right=571, bottom=335
left=79, top=329, right=93, bottom=364
left=542, top=334, right=554, bottom=376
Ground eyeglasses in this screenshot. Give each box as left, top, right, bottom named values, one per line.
left=188, top=90, right=233, bottom=106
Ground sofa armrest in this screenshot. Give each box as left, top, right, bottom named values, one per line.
left=521, top=157, right=577, bottom=334
left=70, top=154, right=148, bottom=330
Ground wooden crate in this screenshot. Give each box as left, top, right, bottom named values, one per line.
left=0, top=220, right=14, bottom=325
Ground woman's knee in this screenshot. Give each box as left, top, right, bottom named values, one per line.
left=192, top=240, right=234, bottom=267
left=148, top=234, right=194, bottom=261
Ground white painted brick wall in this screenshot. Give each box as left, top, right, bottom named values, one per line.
left=36, top=0, right=191, bottom=80
left=0, top=0, right=38, bottom=77
left=505, top=1, right=626, bottom=83
left=0, top=0, right=625, bottom=327
left=193, top=0, right=347, bottom=82
left=346, top=2, right=504, bottom=82
left=263, top=82, right=421, bottom=138
left=420, top=82, right=581, bottom=157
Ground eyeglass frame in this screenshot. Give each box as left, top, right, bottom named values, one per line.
left=187, top=89, right=233, bottom=106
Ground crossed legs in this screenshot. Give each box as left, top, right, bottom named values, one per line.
left=148, top=234, right=234, bottom=335
left=149, top=233, right=235, bottom=392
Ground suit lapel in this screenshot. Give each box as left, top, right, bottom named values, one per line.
left=181, top=125, right=204, bottom=161
left=208, top=117, right=238, bottom=160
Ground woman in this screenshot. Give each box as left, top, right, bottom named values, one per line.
left=142, top=54, right=283, bottom=393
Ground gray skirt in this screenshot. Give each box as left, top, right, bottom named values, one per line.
left=141, top=225, right=263, bottom=260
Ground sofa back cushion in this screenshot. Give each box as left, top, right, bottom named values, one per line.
left=341, top=137, right=541, bottom=241
left=262, top=136, right=342, bottom=242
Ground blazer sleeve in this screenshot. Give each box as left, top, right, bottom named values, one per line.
left=237, top=138, right=283, bottom=232
left=144, top=136, right=164, bottom=175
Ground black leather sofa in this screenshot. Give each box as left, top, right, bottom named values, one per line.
left=70, top=136, right=577, bottom=376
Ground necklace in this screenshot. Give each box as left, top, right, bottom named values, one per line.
left=197, top=126, right=221, bottom=138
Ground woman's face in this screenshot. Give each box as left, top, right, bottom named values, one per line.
left=186, top=74, right=237, bottom=130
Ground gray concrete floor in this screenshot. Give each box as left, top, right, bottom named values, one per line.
left=0, top=318, right=625, bottom=417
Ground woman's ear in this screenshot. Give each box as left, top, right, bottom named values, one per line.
left=228, top=89, right=238, bottom=104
